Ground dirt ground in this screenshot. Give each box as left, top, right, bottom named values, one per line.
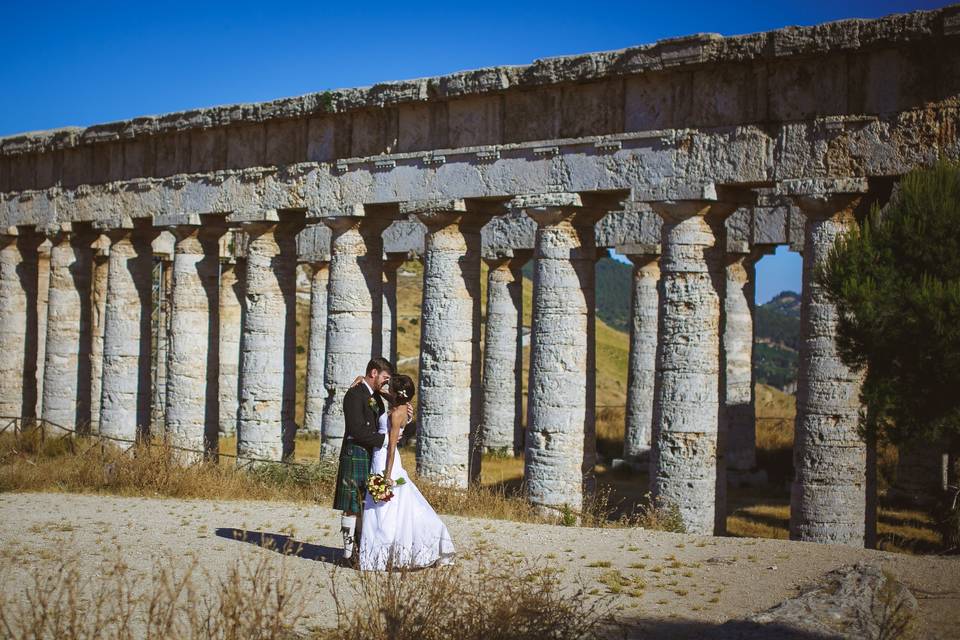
left=1, top=491, right=957, bottom=639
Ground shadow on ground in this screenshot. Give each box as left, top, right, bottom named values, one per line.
left=215, top=527, right=341, bottom=565
left=618, top=617, right=850, bottom=640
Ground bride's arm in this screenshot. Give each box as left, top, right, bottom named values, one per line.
left=383, top=406, right=405, bottom=483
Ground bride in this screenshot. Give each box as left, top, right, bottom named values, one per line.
left=359, top=374, right=456, bottom=571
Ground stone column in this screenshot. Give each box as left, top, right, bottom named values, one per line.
left=164, top=224, right=224, bottom=457
left=410, top=202, right=484, bottom=487
left=41, top=226, right=94, bottom=433
left=88, top=239, right=109, bottom=434
left=34, top=242, right=51, bottom=419
left=302, top=260, right=329, bottom=435
left=320, top=216, right=386, bottom=460
left=519, top=194, right=599, bottom=514
left=236, top=221, right=301, bottom=463
left=789, top=189, right=868, bottom=546
left=480, top=253, right=527, bottom=455
left=623, top=254, right=660, bottom=462
left=649, top=199, right=733, bottom=535
left=723, top=252, right=761, bottom=474
left=0, top=230, right=41, bottom=419
left=381, top=253, right=405, bottom=364
left=218, top=259, right=244, bottom=438
left=99, top=224, right=158, bottom=442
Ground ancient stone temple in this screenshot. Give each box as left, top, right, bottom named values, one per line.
left=1, top=6, right=957, bottom=544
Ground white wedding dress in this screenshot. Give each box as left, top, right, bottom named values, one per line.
left=359, top=412, right=456, bottom=571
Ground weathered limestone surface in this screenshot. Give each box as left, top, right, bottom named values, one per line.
left=0, top=233, right=40, bottom=418
left=164, top=225, right=223, bottom=456
left=380, top=254, right=404, bottom=363
left=99, top=227, right=156, bottom=441
left=40, top=229, right=93, bottom=432
left=34, top=244, right=50, bottom=419
left=320, top=217, right=385, bottom=459
left=302, top=261, right=328, bottom=435
left=88, top=244, right=109, bottom=433
left=650, top=200, right=731, bottom=536
left=521, top=194, right=599, bottom=514
left=788, top=188, right=868, bottom=546
left=412, top=203, right=484, bottom=487
left=217, top=261, right=244, bottom=437
left=236, top=222, right=300, bottom=462
left=723, top=253, right=759, bottom=472
left=480, top=255, right=527, bottom=455
left=623, top=254, right=659, bottom=461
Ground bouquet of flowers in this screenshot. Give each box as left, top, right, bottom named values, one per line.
left=367, top=473, right=405, bottom=503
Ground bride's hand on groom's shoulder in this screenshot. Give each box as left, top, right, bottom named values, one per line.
left=350, top=376, right=364, bottom=388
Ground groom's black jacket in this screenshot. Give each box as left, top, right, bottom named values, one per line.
left=341, top=383, right=386, bottom=456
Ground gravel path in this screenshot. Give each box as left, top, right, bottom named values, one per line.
left=1, top=491, right=957, bottom=638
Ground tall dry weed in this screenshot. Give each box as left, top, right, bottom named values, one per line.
left=0, top=553, right=306, bottom=640
left=323, top=552, right=618, bottom=640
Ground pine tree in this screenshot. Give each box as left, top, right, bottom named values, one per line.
left=818, top=161, right=960, bottom=549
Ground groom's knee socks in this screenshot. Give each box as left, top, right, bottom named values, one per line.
left=340, top=514, right=357, bottom=559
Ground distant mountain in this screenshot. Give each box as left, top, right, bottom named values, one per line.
left=754, top=291, right=800, bottom=391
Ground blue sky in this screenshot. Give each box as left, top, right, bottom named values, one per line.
left=1, top=0, right=945, bottom=302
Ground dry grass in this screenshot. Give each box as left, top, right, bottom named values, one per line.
left=0, top=552, right=306, bottom=639
left=322, top=551, right=618, bottom=640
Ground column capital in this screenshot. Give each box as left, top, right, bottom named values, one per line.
left=776, top=178, right=868, bottom=220
left=100, top=218, right=159, bottom=244
left=319, top=214, right=391, bottom=235
left=483, top=249, right=532, bottom=268
left=508, top=192, right=606, bottom=227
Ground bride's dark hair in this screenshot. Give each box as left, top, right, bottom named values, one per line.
left=390, top=374, right=416, bottom=405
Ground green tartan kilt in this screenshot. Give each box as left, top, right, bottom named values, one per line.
left=333, top=443, right=371, bottom=513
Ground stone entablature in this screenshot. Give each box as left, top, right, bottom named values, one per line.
left=0, top=5, right=958, bottom=194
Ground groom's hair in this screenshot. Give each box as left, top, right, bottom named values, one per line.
left=366, top=357, right=393, bottom=376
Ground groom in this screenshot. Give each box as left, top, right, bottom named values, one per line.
left=333, top=357, right=392, bottom=563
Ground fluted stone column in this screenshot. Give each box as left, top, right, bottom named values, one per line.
left=302, top=260, right=329, bottom=435
left=88, top=241, right=109, bottom=434
left=320, top=216, right=386, bottom=459
left=218, top=260, right=244, bottom=437
left=0, top=231, right=41, bottom=419
left=41, top=226, right=94, bottom=433
left=649, top=199, right=733, bottom=535
left=411, top=202, right=484, bottom=487
left=892, top=440, right=948, bottom=506
left=480, top=254, right=527, bottom=455
left=624, top=254, right=660, bottom=462
left=381, top=254, right=404, bottom=364
left=34, top=243, right=50, bottom=419
left=236, top=221, right=301, bottom=463
left=789, top=190, right=868, bottom=546
left=152, top=257, right=173, bottom=427
left=164, top=224, right=224, bottom=457
left=520, top=194, right=599, bottom=514
left=723, top=252, right=761, bottom=473
left=99, top=225, right=158, bottom=442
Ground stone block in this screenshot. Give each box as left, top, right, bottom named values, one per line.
left=624, top=71, right=692, bottom=131
left=154, top=131, right=191, bottom=177
left=35, top=151, right=57, bottom=189
left=351, top=108, right=398, bottom=157
left=848, top=47, right=935, bottom=116
left=752, top=204, right=789, bottom=245
left=691, top=63, right=766, bottom=127
left=560, top=79, right=623, bottom=138
left=123, top=137, right=154, bottom=179
left=265, top=119, right=306, bottom=166
left=226, top=124, right=265, bottom=169
left=190, top=128, right=226, bottom=173
left=306, top=117, right=335, bottom=162
left=60, top=146, right=92, bottom=188
left=448, top=96, right=501, bottom=148
left=768, top=56, right=847, bottom=121
left=398, top=102, right=449, bottom=152
left=503, top=87, right=560, bottom=143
